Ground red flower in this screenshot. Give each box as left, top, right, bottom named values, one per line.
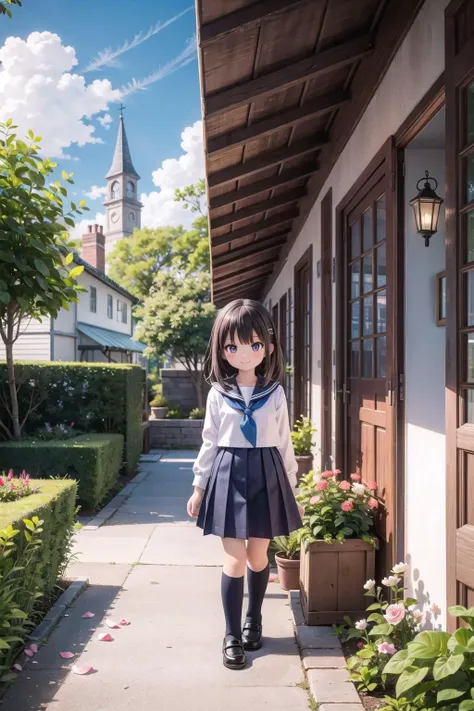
left=321, top=470, right=334, bottom=479
left=0, top=478, right=4, bottom=487
left=341, top=500, right=354, bottom=512
left=316, top=480, right=328, bottom=491
left=350, top=473, right=361, bottom=482
left=368, top=481, right=377, bottom=491
left=368, top=498, right=379, bottom=509
left=357, top=641, right=364, bottom=649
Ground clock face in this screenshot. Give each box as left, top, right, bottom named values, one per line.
left=110, top=211, right=119, bottom=224
left=129, top=211, right=135, bottom=223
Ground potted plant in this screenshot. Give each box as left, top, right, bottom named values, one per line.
left=291, top=417, right=317, bottom=483
left=189, top=407, right=205, bottom=420
left=150, top=394, right=169, bottom=419
left=297, top=469, right=382, bottom=625
left=272, top=530, right=302, bottom=591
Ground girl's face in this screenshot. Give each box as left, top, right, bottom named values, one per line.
left=222, top=330, right=273, bottom=374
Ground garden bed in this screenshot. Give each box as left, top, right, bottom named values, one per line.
left=341, top=639, right=387, bottom=710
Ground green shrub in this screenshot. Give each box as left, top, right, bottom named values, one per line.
left=0, top=479, right=76, bottom=678
left=0, top=434, right=123, bottom=509
left=189, top=407, right=205, bottom=419
left=272, top=530, right=302, bottom=560
left=150, top=393, right=168, bottom=407
left=291, top=416, right=317, bottom=456
left=0, top=362, right=145, bottom=473
left=166, top=406, right=184, bottom=419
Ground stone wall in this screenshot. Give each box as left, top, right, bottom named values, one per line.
left=161, top=369, right=210, bottom=414
left=149, top=418, right=203, bottom=449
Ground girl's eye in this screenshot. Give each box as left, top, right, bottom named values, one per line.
left=251, top=342, right=263, bottom=352
left=225, top=344, right=237, bottom=354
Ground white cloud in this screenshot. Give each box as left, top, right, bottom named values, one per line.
left=141, top=119, right=205, bottom=229
left=0, top=31, right=121, bottom=158
left=98, top=113, right=113, bottom=130
left=69, top=211, right=106, bottom=244
left=86, top=185, right=107, bottom=200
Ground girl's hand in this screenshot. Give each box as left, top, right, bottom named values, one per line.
left=187, top=490, right=203, bottom=518
left=297, top=502, right=305, bottom=519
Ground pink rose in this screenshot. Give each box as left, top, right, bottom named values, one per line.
left=341, top=500, right=354, bottom=512
left=321, top=470, right=334, bottom=479
left=368, top=498, right=379, bottom=509
left=357, top=641, right=364, bottom=649
left=339, top=481, right=351, bottom=491
left=316, top=480, right=328, bottom=491
left=333, top=469, right=342, bottom=475
left=377, top=642, right=396, bottom=655
left=368, top=481, right=377, bottom=491
left=310, top=495, right=321, bottom=505
left=350, top=473, right=361, bottom=482
left=384, top=604, right=405, bottom=625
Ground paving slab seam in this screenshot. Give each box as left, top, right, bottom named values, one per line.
left=288, top=590, right=364, bottom=710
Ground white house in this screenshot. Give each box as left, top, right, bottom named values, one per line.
left=197, top=0, right=474, bottom=631
left=0, top=224, right=146, bottom=364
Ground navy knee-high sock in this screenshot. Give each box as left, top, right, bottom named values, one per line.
left=246, top=563, right=270, bottom=624
left=221, top=573, right=244, bottom=639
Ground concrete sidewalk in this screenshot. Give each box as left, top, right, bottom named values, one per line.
left=1, top=451, right=308, bottom=711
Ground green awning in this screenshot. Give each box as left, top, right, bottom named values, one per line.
left=76, top=322, right=146, bottom=354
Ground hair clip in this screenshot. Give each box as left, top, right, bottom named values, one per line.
left=268, top=328, right=273, bottom=335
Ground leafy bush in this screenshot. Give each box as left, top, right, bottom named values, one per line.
left=0, top=470, right=39, bottom=502
left=272, top=530, right=302, bottom=560
left=34, top=422, right=80, bottom=441
left=291, top=417, right=317, bottom=455
left=297, top=469, right=382, bottom=546
left=189, top=407, right=205, bottom=419
left=150, top=394, right=168, bottom=407
left=166, top=406, right=184, bottom=419
left=0, top=434, right=123, bottom=509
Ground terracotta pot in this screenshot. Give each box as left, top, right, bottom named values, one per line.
left=275, top=552, right=300, bottom=591
left=151, top=406, right=168, bottom=419
left=295, top=454, right=313, bottom=484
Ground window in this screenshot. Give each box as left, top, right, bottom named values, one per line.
left=117, top=300, right=128, bottom=324
left=90, top=286, right=97, bottom=313
left=111, top=181, right=120, bottom=199
left=107, top=294, right=113, bottom=319
left=127, top=181, right=135, bottom=199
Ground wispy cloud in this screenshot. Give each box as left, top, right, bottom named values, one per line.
left=83, top=7, right=193, bottom=72
left=120, top=36, right=197, bottom=98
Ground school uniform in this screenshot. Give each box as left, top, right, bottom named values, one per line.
left=193, top=375, right=302, bottom=540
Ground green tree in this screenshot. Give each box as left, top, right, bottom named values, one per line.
left=0, top=0, right=21, bottom=18
left=0, top=120, right=88, bottom=439
left=174, top=178, right=210, bottom=273
left=136, top=269, right=215, bottom=409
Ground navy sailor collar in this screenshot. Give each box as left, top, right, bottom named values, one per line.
left=212, top=374, right=280, bottom=405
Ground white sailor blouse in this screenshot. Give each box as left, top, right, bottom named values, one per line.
left=192, top=376, right=298, bottom=491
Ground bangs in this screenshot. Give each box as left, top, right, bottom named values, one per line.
left=220, top=303, right=266, bottom=348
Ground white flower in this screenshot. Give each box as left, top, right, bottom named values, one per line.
left=412, top=610, right=423, bottom=624
left=382, top=575, right=400, bottom=587
left=363, top=579, right=376, bottom=591
left=355, top=619, right=368, bottom=631
left=392, top=562, right=408, bottom=575
left=352, top=483, right=366, bottom=496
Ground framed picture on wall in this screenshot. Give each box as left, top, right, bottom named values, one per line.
left=436, top=271, right=446, bottom=327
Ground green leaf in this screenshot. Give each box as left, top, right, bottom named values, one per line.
left=395, top=666, right=429, bottom=698
left=369, top=623, right=393, bottom=637
left=367, top=613, right=384, bottom=624
left=448, top=605, right=474, bottom=619
left=0, top=639, right=11, bottom=650
left=408, top=631, right=451, bottom=659
left=34, top=259, right=50, bottom=277
left=366, top=603, right=382, bottom=611
left=383, top=649, right=412, bottom=676
left=0, top=291, right=10, bottom=304
left=433, top=654, right=464, bottom=680
left=405, top=597, right=418, bottom=607
left=68, top=265, right=84, bottom=279
left=460, top=701, right=474, bottom=710
left=65, top=252, right=74, bottom=265
left=437, top=686, right=468, bottom=703
left=448, top=627, right=474, bottom=653
left=10, top=609, right=27, bottom=619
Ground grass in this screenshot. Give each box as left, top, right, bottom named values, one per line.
left=297, top=675, right=319, bottom=710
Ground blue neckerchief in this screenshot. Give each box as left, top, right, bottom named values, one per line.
left=213, top=377, right=280, bottom=447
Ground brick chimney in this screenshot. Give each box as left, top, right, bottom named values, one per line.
left=82, top=224, right=105, bottom=273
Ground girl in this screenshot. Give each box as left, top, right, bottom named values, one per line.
left=187, top=299, right=303, bottom=670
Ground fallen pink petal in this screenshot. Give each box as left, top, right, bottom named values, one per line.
left=24, top=649, right=34, bottom=657
left=59, top=651, right=75, bottom=659
left=98, top=633, right=113, bottom=642
left=13, top=664, right=22, bottom=672
left=119, top=619, right=130, bottom=626
left=81, top=612, right=95, bottom=619
left=72, top=664, right=93, bottom=675
left=105, top=619, right=120, bottom=629
left=29, top=644, right=38, bottom=654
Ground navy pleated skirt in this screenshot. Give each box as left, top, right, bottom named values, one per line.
left=196, top=447, right=302, bottom=540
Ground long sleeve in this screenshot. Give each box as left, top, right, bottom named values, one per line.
left=192, top=388, right=220, bottom=489
left=275, top=386, right=298, bottom=489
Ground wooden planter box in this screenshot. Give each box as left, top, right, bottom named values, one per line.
left=300, top=539, right=376, bottom=625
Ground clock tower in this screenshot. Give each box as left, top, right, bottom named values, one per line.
left=103, top=108, right=142, bottom=256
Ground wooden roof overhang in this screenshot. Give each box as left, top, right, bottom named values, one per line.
left=196, top=0, right=425, bottom=307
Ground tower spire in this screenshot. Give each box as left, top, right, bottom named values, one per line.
left=106, top=109, right=140, bottom=180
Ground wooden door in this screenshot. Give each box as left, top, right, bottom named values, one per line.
left=295, top=247, right=313, bottom=420
left=445, top=0, right=474, bottom=625
left=321, top=189, right=333, bottom=469
left=272, top=303, right=279, bottom=337
left=337, top=141, right=397, bottom=576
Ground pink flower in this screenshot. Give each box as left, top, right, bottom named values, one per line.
left=430, top=603, right=440, bottom=616
left=384, top=604, right=405, bottom=625
left=357, top=641, right=364, bottom=649
left=368, top=481, right=377, bottom=491
left=310, top=495, right=321, bottom=505
left=321, top=470, right=334, bottom=479
left=316, top=481, right=328, bottom=491
left=7, top=470, right=13, bottom=482
left=339, top=481, right=351, bottom=491
left=368, top=498, right=379, bottom=509
left=333, top=469, right=342, bottom=475
left=0, top=478, right=4, bottom=487
left=71, top=422, right=75, bottom=427
left=350, top=473, right=361, bottom=482
left=377, top=642, right=396, bottom=655
left=9, top=483, right=15, bottom=492
left=341, top=500, right=354, bottom=512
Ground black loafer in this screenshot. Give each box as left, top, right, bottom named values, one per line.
left=242, top=621, right=263, bottom=651
left=222, top=635, right=247, bottom=669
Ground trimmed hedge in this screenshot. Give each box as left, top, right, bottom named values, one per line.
left=0, top=362, right=145, bottom=473
left=0, top=434, right=124, bottom=509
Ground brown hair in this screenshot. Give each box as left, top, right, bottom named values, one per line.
left=203, top=299, right=285, bottom=388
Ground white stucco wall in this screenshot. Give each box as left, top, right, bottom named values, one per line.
left=76, top=271, right=133, bottom=336
left=404, top=148, right=446, bottom=628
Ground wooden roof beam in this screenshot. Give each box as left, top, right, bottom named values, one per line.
left=207, top=90, right=349, bottom=156
left=199, top=0, right=309, bottom=45
left=210, top=186, right=306, bottom=230
left=212, top=209, right=298, bottom=248
left=205, top=35, right=372, bottom=116
left=213, top=280, right=265, bottom=305
left=213, top=247, right=281, bottom=279
left=210, top=163, right=318, bottom=210
left=208, top=136, right=324, bottom=188
left=213, top=232, right=289, bottom=267
left=213, top=264, right=275, bottom=292
left=214, top=275, right=267, bottom=298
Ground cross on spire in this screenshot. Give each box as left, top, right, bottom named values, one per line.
left=118, top=104, right=126, bottom=117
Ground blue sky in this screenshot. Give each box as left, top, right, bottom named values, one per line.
left=0, top=0, right=203, bottom=232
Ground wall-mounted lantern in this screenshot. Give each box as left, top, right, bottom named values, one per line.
left=409, top=170, right=444, bottom=247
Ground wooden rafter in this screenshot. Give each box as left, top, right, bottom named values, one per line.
left=205, top=35, right=372, bottom=116
left=213, top=232, right=289, bottom=267
left=199, top=0, right=308, bottom=45
left=208, top=135, right=325, bottom=188
left=213, top=264, right=274, bottom=292
left=207, top=90, right=348, bottom=156
left=213, top=247, right=281, bottom=279
left=210, top=187, right=306, bottom=230
left=209, top=163, right=318, bottom=210
left=213, top=280, right=265, bottom=304
left=214, top=275, right=267, bottom=297
left=212, top=209, right=298, bottom=248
